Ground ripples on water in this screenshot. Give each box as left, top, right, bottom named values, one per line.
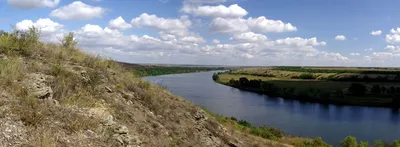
left=143, top=71, right=400, bottom=145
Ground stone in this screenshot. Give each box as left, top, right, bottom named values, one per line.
left=114, top=125, right=129, bottom=134
left=23, top=73, right=53, bottom=100
left=194, top=110, right=207, bottom=121
left=85, top=130, right=96, bottom=138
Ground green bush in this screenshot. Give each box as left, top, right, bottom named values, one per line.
left=238, top=120, right=252, bottom=127
left=61, top=32, right=77, bottom=49
left=298, top=73, right=314, bottom=79
left=339, top=136, right=357, bottom=147
left=358, top=141, right=369, bottom=147
left=373, top=140, right=384, bottom=147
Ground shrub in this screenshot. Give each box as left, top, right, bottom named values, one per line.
left=371, top=84, right=381, bottom=94
left=238, top=120, right=252, bottom=128
left=312, top=137, right=331, bottom=147
left=339, top=136, right=357, bottom=147
left=393, top=140, right=400, bottom=147
left=61, top=32, right=77, bottom=49
left=348, top=83, right=367, bottom=96
left=373, top=140, right=384, bottom=147
left=298, top=73, right=314, bottom=79
left=230, top=116, right=237, bottom=121
left=358, top=141, right=369, bottom=147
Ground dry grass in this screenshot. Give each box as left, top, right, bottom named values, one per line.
left=0, top=28, right=302, bottom=146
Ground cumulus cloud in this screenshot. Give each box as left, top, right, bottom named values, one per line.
left=181, top=4, right=247, bottom=18
left=246, top=16, right=297, bottom=33
left=385, top=45, right=400, bottom=52
left=131, top=13, right=192, bottom=36
left=73, top=24, right=206, bottom=58
left=364, top=52, right=400, bottom=62
left=16, top=18, right=63, bottom=36
left=7, top=0, right=59, bottom=9
left=335, top=35, right=346, bottom=40
left=350, top=53, right=360, bottom=56
left=50, top=1, right=107, bottom=20
left=370, top=30, right=382, bottom=36
left=15, top=18, right=65, bottom=43
left=180, top=35, right=206, bottom=44
left=209, top=17, right=296, bottom=34
left=230, top=32, right=267, bottom=43
left=386, top=28, right=400, bottom=44
left=275, top=37, right=326, bottom=46
left=108, top=16, right=132, bottom=30
left=212, top=39, right=220, bottom=44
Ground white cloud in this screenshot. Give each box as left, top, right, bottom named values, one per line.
left=371, top=30, right=382, bottom=36
left=246, top=16, right=297, bottom=33
left=159, top=32, right=176, bottom=41
left=108, top=16, right=132, bottom=30
left=212, top=39, right=220, bottom=44
left=7, top=0, right=59, bottom=9
left=335, top=35, right=346, bottom=40
left=181, top=4, right=247, bottom=18
left=209, top=17, right=296, bottom=34
left=275, top=37, right=326, bottom=46
left=16, top=18, right=63, bottom=35
left=230, top=32, right=267, bottom=43
left=364, top=52, right=400, bottom=62
left=180, top=35, right=206, bottom=44
left=131, top=13, right=192, bottom=36
left=209, top=18, right=248, bottom=33
left=73, top=24, right=205, bottom=57
left=15, top=18, right=64, bottom=43
left=364, top=48, right=373, bottom=51
left=386, top=28, right=400, bottom=44
left=350, top=53, right=360, bottom=56
left=50, top=1, right=107, bottom=20
left=385, top=45, right=400, bottom=53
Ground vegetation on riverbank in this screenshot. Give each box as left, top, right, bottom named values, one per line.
left=130, top=66, right=223, bottom=77
left=214, top=67, right=400, bottom=107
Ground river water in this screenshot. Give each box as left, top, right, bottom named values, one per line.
left=143, top=71, right=400, bottom=145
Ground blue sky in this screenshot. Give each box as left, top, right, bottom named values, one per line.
left=1, top=0, right=400, bottom=66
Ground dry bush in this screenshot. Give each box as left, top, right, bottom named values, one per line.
left=0, top=57, right=26, bottom=87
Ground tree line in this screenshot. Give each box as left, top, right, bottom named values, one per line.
left=221, top=77, right=400, bottom=107
left=274, top=66, right=400, bottom=74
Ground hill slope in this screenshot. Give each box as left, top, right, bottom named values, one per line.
left=0, top=29, right=298, bottom=146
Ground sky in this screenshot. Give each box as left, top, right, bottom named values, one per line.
left=1, top=0, right=400, bottom=66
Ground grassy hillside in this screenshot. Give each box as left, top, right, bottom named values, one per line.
left=0, top=28, right=325, bottom=146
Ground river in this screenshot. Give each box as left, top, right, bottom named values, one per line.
left=143, top=71, right=400, bottom=145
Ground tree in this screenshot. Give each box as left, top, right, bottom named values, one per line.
left=339, top=136, right=357, bottom=147
left=348, top=83, right=367, bottom=96
left=371, top=84, right=381, bottom=94
left=239, top=77, right=249, bottom=86
left=229, top=78, right=237, bottom=85
left=389, top=86, right=396, bottom=95
left=381, top=86, right=387, bottom=94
